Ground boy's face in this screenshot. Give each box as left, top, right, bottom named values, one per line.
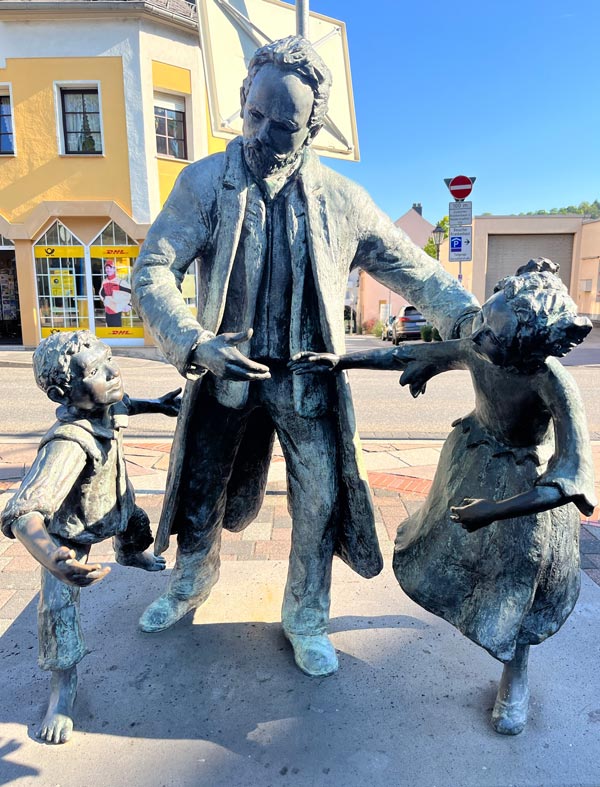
left=67, top=341, right=124, bottom=411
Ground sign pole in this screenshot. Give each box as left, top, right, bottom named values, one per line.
left=296, top=0, right=309, bottom=37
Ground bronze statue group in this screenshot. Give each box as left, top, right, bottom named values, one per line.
left=2, top=37, right=595, bottom=744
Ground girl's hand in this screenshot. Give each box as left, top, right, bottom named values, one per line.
left=398, top=362, right=437, bottom=398
left=450, top=498, right=499, bottom=532
left=288, top=352, right=340, bottom=374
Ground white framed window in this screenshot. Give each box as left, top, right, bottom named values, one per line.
left=154, top=92, right=188, bottom=160
left=0, top=85, right=15, bottom=155
left=54, top=82, right=104, bottom=155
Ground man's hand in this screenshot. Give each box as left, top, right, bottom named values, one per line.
left=156, top=387, right=182, bottom=417
left=288, top=352, right=340, bottom=374
left=49, top=546, right=111, bottom=587
left=191, top=329, right=270, bottom=381
left=450, top=498, right=499, bottom=532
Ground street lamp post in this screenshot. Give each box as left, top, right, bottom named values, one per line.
left=432, top=224, right=445, bottom=262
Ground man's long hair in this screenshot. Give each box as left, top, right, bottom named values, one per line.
left=240, top=36, right=332, bottom=140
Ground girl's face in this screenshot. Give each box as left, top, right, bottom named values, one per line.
left=471, top=292, right=525, bottom=369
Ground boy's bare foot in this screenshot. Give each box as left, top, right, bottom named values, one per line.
left=38, top=667, right=77, bottom=745
left=115, top=549, right=166, bottom=572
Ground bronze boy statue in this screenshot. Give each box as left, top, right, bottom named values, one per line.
left=1, top=330, right=180, bottom=744
left=291, top=259, right=596, bottom=734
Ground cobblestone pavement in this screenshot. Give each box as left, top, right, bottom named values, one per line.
left=1, top=438, right=599, bottom=636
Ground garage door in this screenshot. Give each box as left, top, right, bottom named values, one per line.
left=485, top=234, right=574, bottom=298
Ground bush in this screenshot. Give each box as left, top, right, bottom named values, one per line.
left=420, top=325, right=433, bottom=342
left=372, top=320, right=385, bottom=338
left=361, top=318, right=377, bottom=335
left=432, top=327, right=442, bottom=342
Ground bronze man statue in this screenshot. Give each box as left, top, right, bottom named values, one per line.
left=132, top=36, right=480, bottom=677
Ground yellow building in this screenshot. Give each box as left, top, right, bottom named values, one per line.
left=0, top=0, right=225, bottom=346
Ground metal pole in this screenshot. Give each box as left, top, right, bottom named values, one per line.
left=296, top=0, right=309, bottom=37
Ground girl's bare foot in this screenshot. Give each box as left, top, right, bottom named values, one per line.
left=39, top=667, right=77, bottom=744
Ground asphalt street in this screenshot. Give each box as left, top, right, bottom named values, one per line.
left=1, top=328, right=599, bottom=439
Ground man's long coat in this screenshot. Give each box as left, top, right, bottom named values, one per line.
left=132, top=137, right=479, bottom=578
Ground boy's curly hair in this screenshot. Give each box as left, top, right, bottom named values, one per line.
left=493, top=258, right=591, bottom=358
left=33, top=330, right=99, bottom=393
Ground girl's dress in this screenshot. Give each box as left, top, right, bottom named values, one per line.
left=393, top=349, right=596, bottom=663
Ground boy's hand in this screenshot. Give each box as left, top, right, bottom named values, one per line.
left=50, top=546, right=111, bottom=587
left=157, top=387, right=182, bottom=417
left=449, top=498, right=498, bottom=532
left=288, top=352, right=340, bottom=374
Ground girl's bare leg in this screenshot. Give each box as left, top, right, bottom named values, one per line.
left=492, top=643, right=530, bottom=735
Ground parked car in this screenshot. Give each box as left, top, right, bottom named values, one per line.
left=391, top=305, right=427, bottom=344
left=381, top=315, right=396, bottom=341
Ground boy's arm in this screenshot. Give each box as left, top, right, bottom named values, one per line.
left=2, top=440, right=110, bottom=586
left=12, top=513, right=110, bottom=586
left=124, top=388, right=182, bottom=417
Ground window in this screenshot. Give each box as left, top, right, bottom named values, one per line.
left=60, top=88, right=102, bottom=154
left=34, top=222, right=89, bottom=336
left=154, top=93, right=187, bottom=160
left=0, top=92, right=14, bottom=155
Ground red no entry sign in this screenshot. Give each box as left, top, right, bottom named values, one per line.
left=448, top=175, right=473, bottom=201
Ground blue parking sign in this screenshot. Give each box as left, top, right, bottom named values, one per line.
left=450, top=236, right=462, bottom=251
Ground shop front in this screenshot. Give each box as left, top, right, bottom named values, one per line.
left=34, top=220, right=143, bottom=345
left=33, top=219, right=196, bottom=346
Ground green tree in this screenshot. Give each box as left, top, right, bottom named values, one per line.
left=423, top=215, right=449, bottom=259
left=520, top=200, right=600, bottom=219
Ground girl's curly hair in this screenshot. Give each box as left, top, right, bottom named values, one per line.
left=493, top=258, right=591, bottom=359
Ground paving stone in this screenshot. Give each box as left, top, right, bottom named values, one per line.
left=585, top=569, right=600, bottom=586
left=242, top=522, right=273, bottom=541
left=253, top=541, right=290, bottom=560
left=580, top=539, right=600, bottom=554
left=3, top=556, right=38, bottom=572
left=221, top=530, right=243, bottom=542
left=0, top=591, right=36, bottom=619
left=2, top=541, right=28, bottom=556
left=271, top=529, right=291, bottom=542
left=220, top=541, right=254, bottom=559
left=0, top=588, right=15, bottom=610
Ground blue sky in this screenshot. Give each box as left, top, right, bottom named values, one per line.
left=308, top=0, right=600, bottom=225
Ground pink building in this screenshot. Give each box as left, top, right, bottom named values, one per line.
left=356, top=203, right=434, bottom=328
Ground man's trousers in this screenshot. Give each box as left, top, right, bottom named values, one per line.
left=171, top=364, right=339, bottom=635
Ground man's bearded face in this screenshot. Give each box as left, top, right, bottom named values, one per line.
left=242, top=64, right=314, bottom=180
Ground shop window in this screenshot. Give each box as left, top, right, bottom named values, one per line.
left=60, top=87, right=103, bottom=154
left=0, top=90, right=15, bottom=155
left=34, top=222, right=88, bottom=337
left=90, top=222, right=144, bottom=339
left=154, top=92, right=187, bottom=160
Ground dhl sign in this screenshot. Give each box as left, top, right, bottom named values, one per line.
left=90, top=246, right=138, bottom=257
left=96, top=327, right=145, bottom=339
left=35, top=246, right=84, bottom=258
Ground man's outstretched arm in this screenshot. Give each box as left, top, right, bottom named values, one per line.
left=351, top=189, right=481, bottom=338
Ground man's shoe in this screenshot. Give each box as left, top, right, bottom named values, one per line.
left=285, top=632, right=339, bottom=677
left=139, top=594, right=197, bottom=633
left=491, top=688, right=530, bottom=735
